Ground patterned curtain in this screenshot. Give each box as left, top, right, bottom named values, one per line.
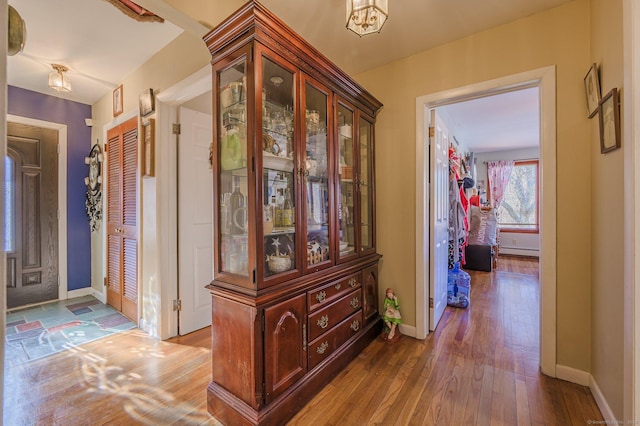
left=487, top=160, right=514, bottom=210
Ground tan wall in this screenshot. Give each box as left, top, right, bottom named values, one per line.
left=355, top=0, right=592, bottom=371
left=589, top=0, right=624, bottom=419
left=90, top=31, right=210, bottom=331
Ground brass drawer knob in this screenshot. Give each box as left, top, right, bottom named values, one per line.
left=317, top=315, right=329, bottom=329
left=350, top=296, right=359, bottom=309
left=315, top=291, right=326, bottom=303
left=316, top=341, right=329, bottom=354
left=335, top=283, right=342, bottom=290
left=348, top=277, right=358, bottom=288
left=350, top=320, right=360, bottom=331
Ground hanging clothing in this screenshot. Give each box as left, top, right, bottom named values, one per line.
left=448, top=175, right=466, bottom=265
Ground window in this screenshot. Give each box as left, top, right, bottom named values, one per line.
left=497, top=160, right=539, bottom=233
left=4, top=155, right=15, bottom=252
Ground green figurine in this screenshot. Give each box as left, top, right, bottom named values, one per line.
left=382, top=288, right=402, bottom=341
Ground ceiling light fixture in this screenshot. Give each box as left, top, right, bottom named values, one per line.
left=48, top=64, right=71, bottom=92
left=346, top=0, right=388, bottom=36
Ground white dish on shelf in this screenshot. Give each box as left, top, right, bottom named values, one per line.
left=263, top=152, right=293, bottom=172
left=339, top=241, right=349, bottom=251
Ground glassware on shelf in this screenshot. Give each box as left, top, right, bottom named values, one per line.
left=230, top=176, right=247, bottom=234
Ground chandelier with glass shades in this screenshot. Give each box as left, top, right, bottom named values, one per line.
left=346, top=0, right=388, bottom=36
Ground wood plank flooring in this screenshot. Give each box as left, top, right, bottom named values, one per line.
left=4, top=256, right=603, bottom=425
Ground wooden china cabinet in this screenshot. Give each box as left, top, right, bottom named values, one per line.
left=204, top=2, right=383, bottom=424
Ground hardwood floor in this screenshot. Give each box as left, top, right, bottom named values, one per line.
left=289, top=256, right=602, bottom=425
left=4, top=256, right=602, bottom=425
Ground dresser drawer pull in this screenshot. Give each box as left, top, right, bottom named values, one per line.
left=350, top=296, right=360, bottom=309
left=315, top=291, right=326, bottom=303
left=316, top=341, right=329, bottom=354
left=348, top=277, right=358, bottom=288
left=350, top=320, right=360, bottom=332
left=335, top=283, right=342, bottom=290
left=317, top=315, right=329, bottom=329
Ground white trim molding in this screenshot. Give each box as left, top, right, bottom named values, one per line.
left=590, top=374, right=619, bottom=424
left=414, top=66, right=557, bottom=376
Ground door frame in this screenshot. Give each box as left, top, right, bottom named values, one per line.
left=414, top=65, right=557, bottom=376
left=6, top=114, right=68, bottom=302
left=155, top=65, right=211, bottom=339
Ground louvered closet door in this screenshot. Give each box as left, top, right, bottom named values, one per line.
left=106, top=117, right=139, bottom=322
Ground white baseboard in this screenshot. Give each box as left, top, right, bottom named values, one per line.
left=66, top=287, right=97, bottom=300
left=66, top=286, right=106, bottom=303
left=398, top=323, right=416, bottom=338
left=555, top=365, right=617, bottom=422
left=556, top=364, right=590, bottom=386
left=589, top=374, right=618, bottom=423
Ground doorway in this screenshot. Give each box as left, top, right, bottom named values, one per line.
left=415, top=66, right=557, bottom=376
left=5, top=122, right=59, bottom=308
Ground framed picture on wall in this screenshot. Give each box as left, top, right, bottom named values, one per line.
left=584, top=63, right=601, bottom=118
left=598, top=88, right=621, bottom=154
left=142, top=118, right=155, bottom=177
left=139, top=88, right=155, bottom=117
left=113, top=84, right=123, bottom=117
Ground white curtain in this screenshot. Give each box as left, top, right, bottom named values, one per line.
left=487, top=160, right=514, bottom=210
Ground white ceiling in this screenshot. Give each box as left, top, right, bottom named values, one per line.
left=7, top=0, right=565, bottom=149
left=438, top=87, right=540, bottom=153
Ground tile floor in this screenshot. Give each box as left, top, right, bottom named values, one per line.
left=5, top=296, right=136, bottom=368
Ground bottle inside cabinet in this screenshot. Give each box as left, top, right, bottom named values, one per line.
left=337, top=105, right=355, bottom=258
left=219, top=57, right=249, bottom=277
left=262, top=57, right=296, bottom=277
left=304, top=81, right=330, bottom=266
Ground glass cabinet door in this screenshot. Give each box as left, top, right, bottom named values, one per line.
left=303, top=79, right=331, bottom=270
left=261, top=56, right=297, bottom=278
left=337, top=103, right=356, bottom=260
left=218, top=57, right=249, bottom=277
left=359, top=116, right=374, bottom=253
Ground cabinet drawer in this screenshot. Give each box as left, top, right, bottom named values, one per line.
left=308, top=273, right=361, bottom=312
left=308, top=310, right=363, bottom=369
left=308, top=288, right=361, bottom=341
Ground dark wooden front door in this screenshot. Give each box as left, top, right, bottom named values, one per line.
left=106, top=117, right=139, bottom=322
left=6, top=122, right=59, bottom=309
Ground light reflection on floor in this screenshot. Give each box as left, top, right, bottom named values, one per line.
left=4, top=329, right=222, bottom=425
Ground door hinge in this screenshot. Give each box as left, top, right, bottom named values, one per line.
left=261, top=311, right=265, bottom=332
left=253, top=269, right=256, bottom=283
left=429, top=126, right=435, bottom=138
left=429, top=297, right=434, bottom=308
left=104, top=143, right=108, bottom=152
left=173, top=299, right=182, bottom=311
left=104, top=277, right=107, bottom=287
left=173, top=123, right=181, bottom=135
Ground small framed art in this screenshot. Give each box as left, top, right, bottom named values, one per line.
left=142, top=118, right=155, bottom=177
left=598, top=88, right=621, bottom=154
left=584, top=63, right=601, bottom=118
left=113, top=84, right=123, bottom=117
left=139, top=88, right=155, bottom=117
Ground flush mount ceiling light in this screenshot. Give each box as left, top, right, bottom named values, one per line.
left=346, top=0, right=388, bottom=36
left=49, top=64, right=71, bottom=92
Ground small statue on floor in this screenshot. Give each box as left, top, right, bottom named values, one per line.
left=381, top=288, right=402, bottom=343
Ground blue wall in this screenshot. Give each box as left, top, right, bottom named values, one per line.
left=8, top=86, right=92, bottom=291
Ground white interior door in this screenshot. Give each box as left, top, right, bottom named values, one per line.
left=178, top=106, right=213, bottom=334
left=429, top=109, right=449, bottom=330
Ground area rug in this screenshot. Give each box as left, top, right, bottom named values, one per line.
left=5, top=295, right=136, bottom=368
